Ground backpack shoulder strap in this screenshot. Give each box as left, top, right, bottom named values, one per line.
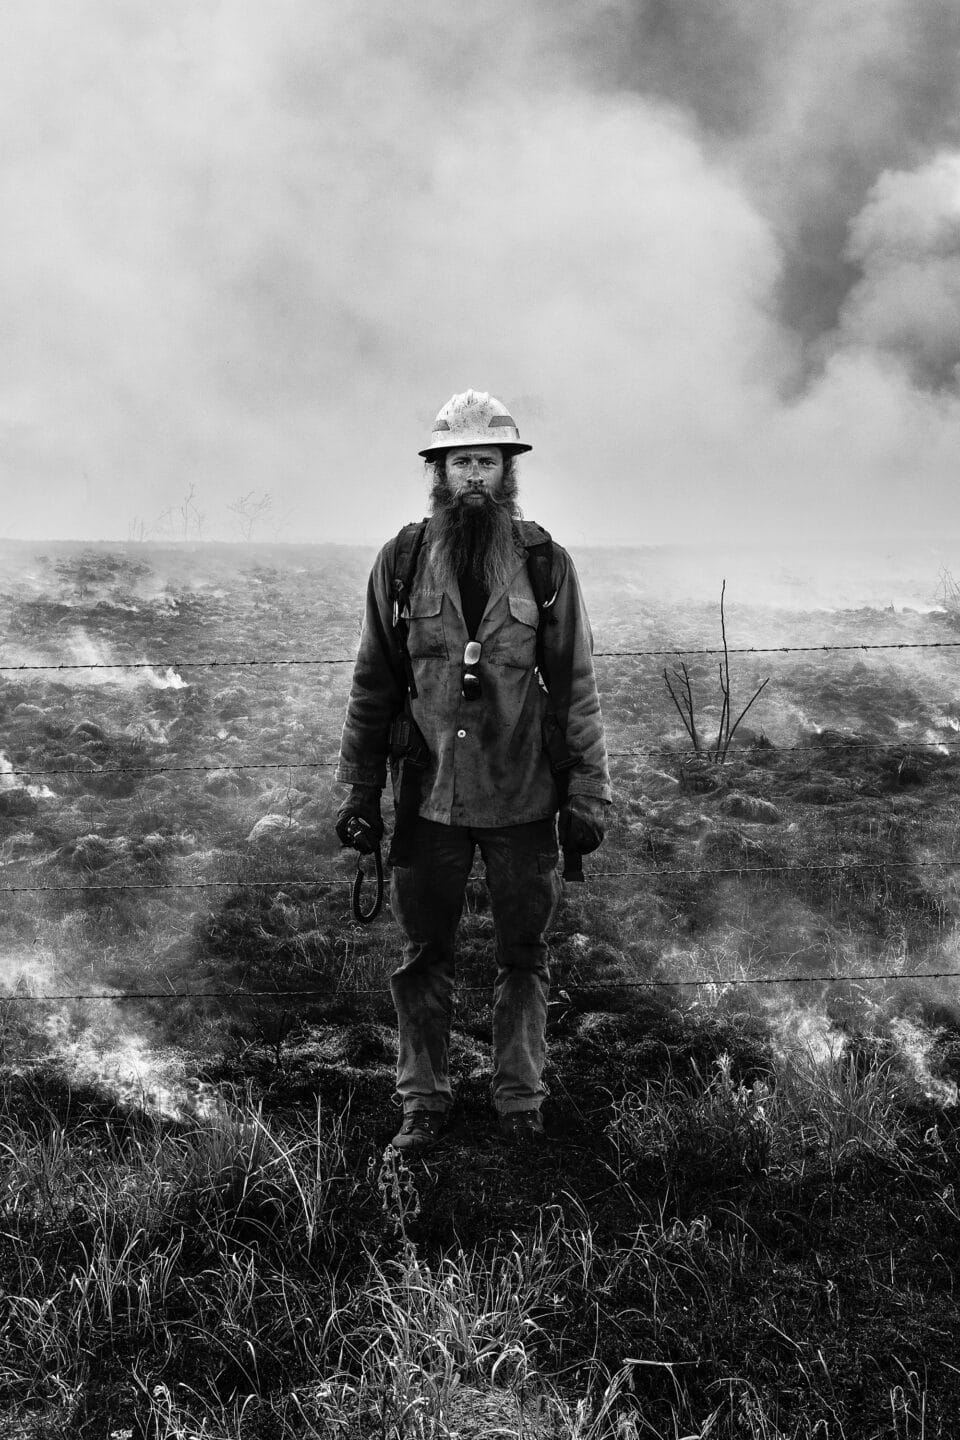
left=391, top=520, right=428, bottom=608
left=515, top=521, right=561, bottom=691
left=389, top=519, right=428, bottom=699
left=517, top=522, right=582, bottom=785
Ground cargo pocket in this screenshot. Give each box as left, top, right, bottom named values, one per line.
left=405, top=593, right=447, bottom=659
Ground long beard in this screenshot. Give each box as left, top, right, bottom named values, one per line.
left=428, top=477, right=520, bottom=593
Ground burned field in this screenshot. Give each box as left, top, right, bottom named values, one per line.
left=1, top=539, right=960, bottom=1437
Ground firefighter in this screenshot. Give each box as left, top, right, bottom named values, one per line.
left=335, top=390, right=611, bottom=1151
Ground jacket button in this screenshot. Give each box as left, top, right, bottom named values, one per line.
left=457, top=729, right=467, bottom=738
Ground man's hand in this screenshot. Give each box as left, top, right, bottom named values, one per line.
left=335, top=785, right=384, bottom=854
left=558, top=795, right=609, bottom=855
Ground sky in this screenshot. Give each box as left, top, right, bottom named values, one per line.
left=2, top=0, right=960, bottom=548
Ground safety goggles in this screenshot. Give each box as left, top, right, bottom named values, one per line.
left=461, top=640, right=482, bottom=701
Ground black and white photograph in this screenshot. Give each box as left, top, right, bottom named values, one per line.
left=2, top=3, right=960, bottom=1435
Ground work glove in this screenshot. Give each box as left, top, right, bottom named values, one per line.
left=335, top=784, right=384, bottom=854
left=558, top=795, right=609, bottom=855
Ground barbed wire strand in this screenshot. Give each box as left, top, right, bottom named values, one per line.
left=0, top=878, right=344, bottom=893
left=584, top=860, right=960, bottom=877
left=2, top=969, right=959, bottom=1004
left=3, top=636, right=960, bottom=674
left=6, top=759, right=340, bottom=777
left=0, top=658, right=355, bottom=671
left=6, top=734, right=960, bottom=780
left=2, top=856, right=959, bottom=894
left=595, top=641, right=960, bottom=657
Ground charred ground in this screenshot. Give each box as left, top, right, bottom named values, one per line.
left=0, top=539, right=958, bottom=1437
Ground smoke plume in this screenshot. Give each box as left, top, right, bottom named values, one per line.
left=0, top=0, right=959, bottom=544
left=839, top=153, right=960, bottom=387
left=591, top=0, right=960, bottom=362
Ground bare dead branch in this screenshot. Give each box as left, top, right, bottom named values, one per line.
left=228, top=490, right=274, bottom=542
left=664, top=663, right=702, bottom=755
left=663, top=582, right=770, bottom=765
left=715, top=660, right=731, bottom=763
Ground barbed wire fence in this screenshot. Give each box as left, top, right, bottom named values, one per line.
left=1, top=635, right=959, bottom=1004
left=2, top=634, right=960, bottom=672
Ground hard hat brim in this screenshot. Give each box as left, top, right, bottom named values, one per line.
left=419, top=440, right=533, bottom=459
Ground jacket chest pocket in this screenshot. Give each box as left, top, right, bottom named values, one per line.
left=405, top=593, right=448, bottom=659
left=496, top=593, right=539, bottom=670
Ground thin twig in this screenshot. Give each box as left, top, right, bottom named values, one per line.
left=724, top=677, right=771, bottom=753
left=663, top=664, right=701, bottom=755
left=679, top=663, right=700, bottom=755
left=716, top=578, right=731, bottom=761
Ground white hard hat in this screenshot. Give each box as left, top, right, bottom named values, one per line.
left=419, top=390, right=532, bottom=458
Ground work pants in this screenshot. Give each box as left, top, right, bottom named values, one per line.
left=389, top=816, right=562, bottom=1115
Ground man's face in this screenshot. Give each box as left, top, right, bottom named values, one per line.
left=443, top=446, right=505, bottom=504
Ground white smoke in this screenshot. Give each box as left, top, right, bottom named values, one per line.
left=0, top=749, right=54, bottom=800
left=143, top=665, right=188, bottom=690
left=838, top=152, right=960, bottom=387
left=889, top=1015, right=958, bottom=1107
left=42, top=1011, right=224, bottom=1120
left=61, top=632, right=187, bottom=689
left=772, top=1004, right=850, bottom=1067
left=0, top=949, right=217, bottom=1121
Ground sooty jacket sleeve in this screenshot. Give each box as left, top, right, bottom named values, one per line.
left=335, top=542, right=405, bottom=790
left=543, top=545, right=612, bottom=804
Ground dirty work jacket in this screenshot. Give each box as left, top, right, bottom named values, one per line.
left=336, top=520, right=612, bottom=828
